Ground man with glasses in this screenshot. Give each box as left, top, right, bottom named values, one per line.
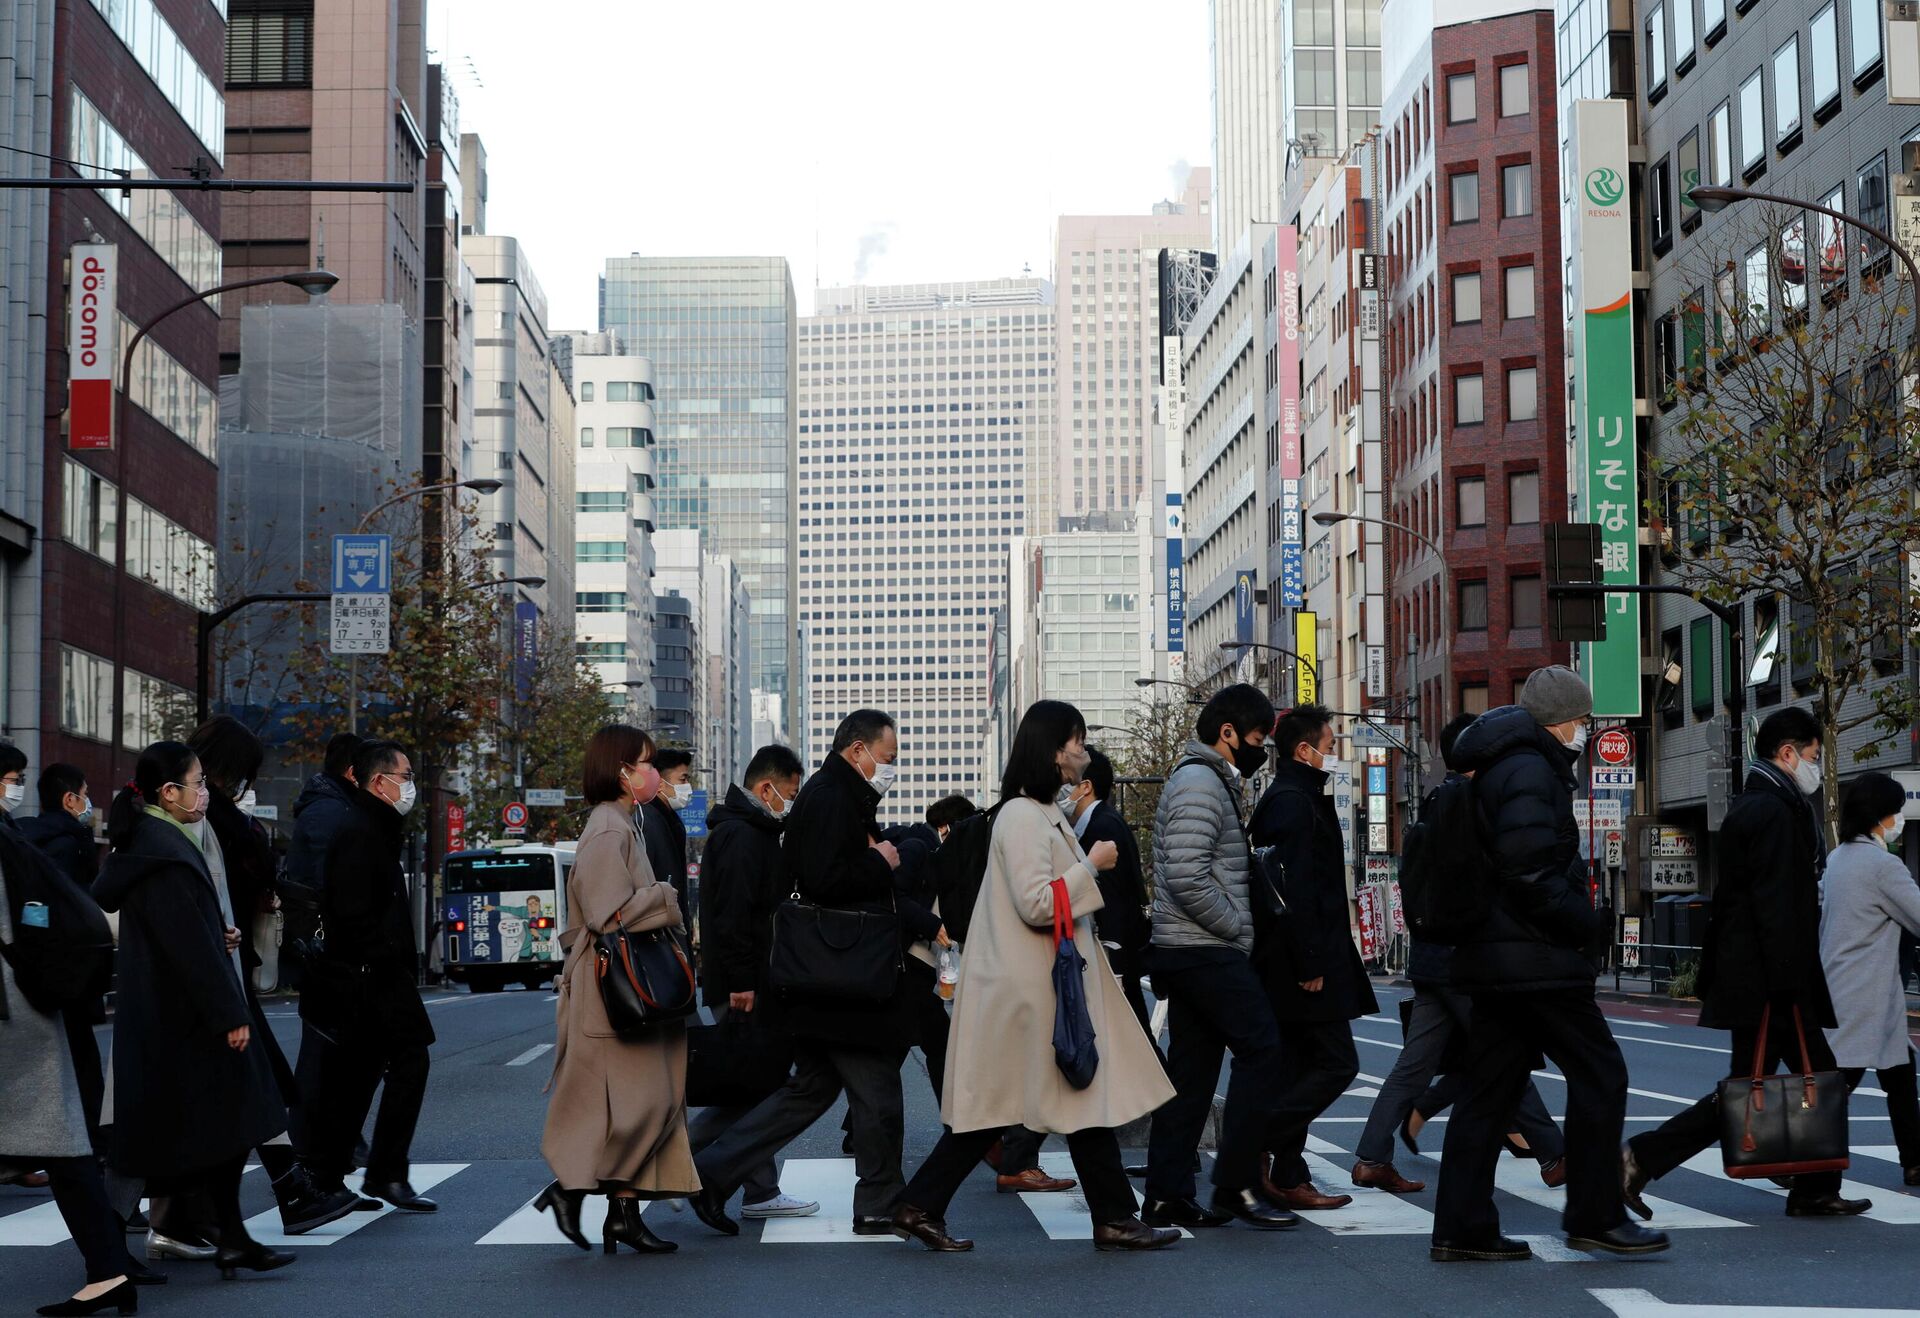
left=301, top=740, right=438, bottom=1212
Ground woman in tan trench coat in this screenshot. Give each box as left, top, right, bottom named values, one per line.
left=536, top=724, right=699, bottom=1254
left=889, top=699, right=1178, bottom=1253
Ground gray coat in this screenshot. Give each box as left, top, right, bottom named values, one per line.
left=1150, top=740, right=1253, bottom=954
left=1819, top=839, right=1920, bottom=1069
left=0, top=866, right=91, bottom=1159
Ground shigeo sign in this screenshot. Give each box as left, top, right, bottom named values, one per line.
left=1574, top=101, right=1640, bottom=717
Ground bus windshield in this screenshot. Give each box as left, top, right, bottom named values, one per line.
left=445, top=852, right=558, bottom=895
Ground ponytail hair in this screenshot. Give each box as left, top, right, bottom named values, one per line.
left=107, top=740, right=198, bottom=851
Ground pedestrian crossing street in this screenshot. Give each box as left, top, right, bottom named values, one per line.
left=6, top=1141, right=1920, bottom=1256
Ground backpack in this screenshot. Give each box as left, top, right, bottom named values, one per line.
left=0, top=825, right=114, bottom=1019
left=929, top=803, right=1003, bottom=943
left=1404, top=774, right=1496, bottom=945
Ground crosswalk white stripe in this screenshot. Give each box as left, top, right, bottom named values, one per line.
left=1491, top=1157, right=1747, bottom=1231
left=1590, top=1284, right=1920, bottom=1316
left=505, top=1043, right=553, bottom=1067
left=245, top=1164, right=468, bottom=1246
left=1515, top=1232, right=1593, bottom=1262
left=1297, top=1139, right=1432, bottom=1235
left=1014, top=1153, right=1191, bottom=1241
left=477, top=1189, right=620, bottom=1244
left=757, top=1158, right=902, bottom=1244
left=0, top=1199, right=79, bottom=1246
left=1678, top=1151, right=1920, bottom=1223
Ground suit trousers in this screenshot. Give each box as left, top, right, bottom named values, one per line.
left=1629, top=1015, right=1843, bottom=1197
left=44, top=1156, right=129, bottom=1284
left=311, top=1034, right=430, bottom=1187
left=1262, top=1016, right=1360, bottom=1187
left=903, top=1124, right=1136, bottom=1224
left=695, top=1043, right=906, bottom=1218
left=1842, top=1054, right=1920, bottom=1170
left=1145, top=951, right=1283, bottom=1200
left=60, top=1014, right=105, bottom=1150
left=1358, top=986, right=1563, bottom=1166
left=685, top=1005, right=781, bottom=1204
left=1433, top=989, right=1628, bottom=1242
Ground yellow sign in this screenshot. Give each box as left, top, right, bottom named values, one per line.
left=1295, top=610, right=1318, bottom=706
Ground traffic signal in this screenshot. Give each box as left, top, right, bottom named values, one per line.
left=1545, top=522, right=1605, bottom=644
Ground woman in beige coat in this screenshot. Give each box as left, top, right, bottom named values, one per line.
left=889, top=700, right=1178, bottom=1253
left=536, top=723, right=699, bottom=1254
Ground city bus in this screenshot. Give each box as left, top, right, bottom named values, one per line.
left=442, top=844, right=575, bottom=992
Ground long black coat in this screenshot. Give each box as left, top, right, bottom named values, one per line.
left=286, top=772, right=355, bottom=890
left=92, top=813, right=284, bottom=1178
left=17, top=810, right=97, bottom=893
left=300, top=787, right=434, bottom=1050
left=1250, top=758, right=1377, bottom=1022
left=1448, top=705, right=1602, bottom=993
left=642, top=797, right=689, bottom=901
left=204, top=790, right=277, bottom=973
left=1697, top=763, right=1837, bottom=1030
left=1082, top=800, right=1150, bottom=975
left=772, top=752, right=917, bottom=1052
left=698, top=785, right=788, bottom=1001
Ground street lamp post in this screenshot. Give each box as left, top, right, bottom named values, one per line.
left=1217, top=638, right=1322, bottom=706
left=108, top=270, right=337, bottom=775
left=196, top=591, right=329, bottom=722
left=1314, top=508, right=1451, bottom=727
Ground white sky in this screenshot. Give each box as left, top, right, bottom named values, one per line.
left=439, top=0, right=1215, bottom=329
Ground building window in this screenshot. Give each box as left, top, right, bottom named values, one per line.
left=1673, top=0, right=1696, bottom=68
left=1459, top=580, right=1490, bottom=632
left=1853, top=0, right=1884, bottom=80
left=576, top=491, right=626, bottom=512
left=1499, top=62, right=1530, bottom=116
left=1817, top=185, right=1846, bottom=293
left=1774, top=36, right=1802, bottom=146
left=1461, top=683, right=1491, bottom=715
left=577, top=540, right=625, bottom=562
left=1690, top=616, right=1716, bottom=713
left=1811, top=3, right=1841, bottom=113
left=62, top=460, right=116, bottom=561
left=1457, top=476, right=1487, bottom=528
left=1447, top=71, right=1476, bottom=123
left=1647, top=4, right=1669, bottom=95
left=1656, top=312, right=1680, bottom=401
left=225, top=0, right=314, bottom=87
left=1454, top=373, right=1485, bottom=425
left=1677, top=130, right=1701, bottom=228
left=1738, top=69, right=1765, bottom=174
left=1452, top=271, right=1482, bottom=324
left=580, top=381, right=594, bottom=402
left=1504, top=264, right=1536, bottom=319
left=1508, top=470, right=1541, bottom=523
left=1450, top=170, right=1480, bottom=224
left=1859, top=154, right=1889, bottom=268
left=1651, top=155, right=1673, bottom=252
left=122, top=669, right=191, bottom=752
left=577, top=641, right=628, bottom=663
left=1704, top=0, right=1727, bottom=39
left=1744, top=244, right=1772, bottom=328
left=1511, top=575, right=1543, bottom=630
left=579, top=427, right=594, bottom=447
left=1708, top=100, right=1732, bottom=185
left=59, top=646, right=114, bottom=745
left=1501, top=162, right=1532, bottom=217
left=1781, top=216, right=1808, bottom=313
left=1507, top=367, right=1539, bottom=421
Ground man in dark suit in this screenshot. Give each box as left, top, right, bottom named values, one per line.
left=641, top=748, right=693, bottom=901
left=1625, top=704, right=1866, bottom=1218
left=1063, top=748, right=1150, bottom=1031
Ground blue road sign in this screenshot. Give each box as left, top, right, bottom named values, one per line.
left=679, top=788, right=710, bottom=839
left=332, top=534, right=392, bottom=594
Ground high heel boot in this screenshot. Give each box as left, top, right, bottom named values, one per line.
left=534, top=1181, right=590, bottom=1251
left=602, top=1197, right=676, bottom=1254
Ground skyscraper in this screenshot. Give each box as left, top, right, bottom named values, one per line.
left=799, top=279, right=1053, bottom=819
left=598, top=256, right=798, bottom=742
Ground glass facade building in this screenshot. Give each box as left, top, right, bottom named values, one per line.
left=597, top=256, right=799, bottom=739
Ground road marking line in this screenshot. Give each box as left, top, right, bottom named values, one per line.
left=506, top=1043, right=554, bottom=1067
left=758, top=1159, right=902, bottom=1244
left=1296, top=1140, right=1432, bottom=1235
left=1678, top=1152, right=1920, bottom=1223
left=1609, top=1034, right=1726, bottom=1054
left=1591, top=1285, right=1920, bottom=1316
left=244, top=1164, right=467, bottom=1245
left=1343, top=1086, right=1382, bottom=1098
left=1492, top=1157, right=1746, bottom=1231
left=1014, top=1153, right=1190, bottom=1241
left=0, top=1199, right=77, bottom=1246
left=478, top=1189, right=621, bottom=1244
left=1515, top=1232, right=1593, bottom=1262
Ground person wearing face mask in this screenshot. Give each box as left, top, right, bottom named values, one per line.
left=303, top=739, right=438, bottom=1215
left=1249, top=703, right=1374, bottom=1213
left=1819, top=772, right=1920, bottom=1182
left=1141, top=683, right=1297, bottom=1232
left=1624, top=704, right=1868, bottom=1220
left=1431, top=666, right=1667, bottom=1261
left=640, top=748, right=695, bottom=902
left=93, top=741, right=296, bottom=1283
left=1062, top=747, right=1151, bottom=1034
left=684, top=743, right=819, bottom=1220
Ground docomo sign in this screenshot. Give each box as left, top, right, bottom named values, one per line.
left=1594, top=727, right=1635, bottom=767
left=69, top=244, right=117, bottom=450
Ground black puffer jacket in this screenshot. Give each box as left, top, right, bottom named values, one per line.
left=1250, top=758, right=1377, bottom=1022
left=698, top=785, right=787, bottom=1002
left=1448, top=704, right=1601, bottom=992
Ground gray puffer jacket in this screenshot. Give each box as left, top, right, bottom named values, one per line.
left=1150, top=740, right=1253, bottom=953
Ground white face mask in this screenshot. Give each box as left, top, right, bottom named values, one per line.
left=859, top=745, right=897, bottom=797
left=391, top=779, right=418, bottom=816
left=236, top=789, right=259, bottom=817
left=75, top=799, right=95, bottom=827
left=1, top=783, right=23, bottom=811
left=1055, top=783, right=1085, bottom=818
left=760, top=784, right=791, bottom=820
left=1565, top=723, right=1590, bottom=755
left=665, top=781, right=694, bottom=809
left=1320, top=757, right=1344, bottom=796
left=1787, top=750, right=1822, bottom=797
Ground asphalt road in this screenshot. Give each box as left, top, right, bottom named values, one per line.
left=8, top=982, right=1920, bottom=1317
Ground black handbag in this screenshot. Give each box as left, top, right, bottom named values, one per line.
left=767, top=886, right=901, bottom=1002
left=1050, top=877, right=1099, bottom=1089
left=593, top=912, right=698, bottom=1038
left=686, top=1012, right=794, bottom=1107
left=1717, top=1003, right=1851, bottom=1179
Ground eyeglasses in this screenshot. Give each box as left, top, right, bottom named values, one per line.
left=378, top=770, right=416, bottom=783
left=165, top=777, right=206, bottom=793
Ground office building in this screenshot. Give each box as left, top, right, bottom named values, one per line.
left=651, top=528, right=752, bottom=788
left=1052, top=170, right=1212, bottom=531
left=423, top=63, right=475, bottom=507
left=799, top=278, right=1053, bottom=820
left=1008, top=530, right=1148, bottom=737
left=597, top=255, right=798, bottom=741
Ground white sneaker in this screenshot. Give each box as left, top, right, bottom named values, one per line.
left=740, top=1193, right=821, bottom=1218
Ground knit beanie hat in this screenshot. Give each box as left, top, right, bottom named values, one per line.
left=1520, top=665, right=1593, bottom=727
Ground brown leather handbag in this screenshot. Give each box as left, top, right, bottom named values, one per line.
left=1717, top=1004, right=1851, bottom=1179
left=592, top=910, right=697, bottom=1038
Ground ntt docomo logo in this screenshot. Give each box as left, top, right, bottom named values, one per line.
left=74, top=255, right=108, bottom=369
left=68, top=243, right=116, bottom=451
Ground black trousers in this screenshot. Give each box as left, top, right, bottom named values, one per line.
left=1434, top=989, right=1628, bottom=1241
left=44, top=1156, right=130, bottom=1284
left=310, top=1036, right=430, bottom=1186
left=1630, top=1014, right=1843, bottom=1197
left=1263, top=1017, right=1360, bottom=1187
left=60, top=1014, right=105, bottom=1151
left=1145, top=951, right=1282, bottom=1200
left=149, top=1152, right=251, bottom=1246
left=685, top=1005, right=781, bottom=1203
left=289, top=1026, right=330, bottom=1160
left=903, top=1125, right=1136, bottom=1224
left=1842, top=1052, right=1920, bottom=1169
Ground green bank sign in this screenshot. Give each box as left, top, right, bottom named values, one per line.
left=1575, top=101, right=1640, bottom=717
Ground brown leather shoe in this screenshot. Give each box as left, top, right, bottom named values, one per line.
left=1092, top=1216, right=1181, bottom=1251
left=982, top=1137, right=1005, bottom=1173
left=1264, top=1178, right=1354, bottom=1210
left=888, top=1204, right=974, bottom=1251
left=1539, top=1157, right=1567, bottom=1189
left=1351, top=1160, right=1425, bottom=1193
left=996, top=1167, right=1077, bottom=1194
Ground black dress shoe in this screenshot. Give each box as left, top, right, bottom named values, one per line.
left=1785, top=1192, right=1872, bottom=1216
left=602, top=1197, right=677, bottom=1254
left=1430, top=1234, right=1533, bottom=1262
left=279, top=1183, right=361, bottom=1235
left=888, top=1204, right=973, bottom=1251
left=851, top=1215, right=897, bottom=1236
left=1208, top=1188, right=1300, bottom=1230
left=1093, top=1217, right=1180, bottom=1251
left=1620, top=1142, right=1653, bottom=1221
left=1906, top=1167, right=1920, bottom=1187
left=364, top=1180, right=437, bottom=1213
left=1140, top=1196, right=1231, bottom=1229
left=689, top=1190, right=739, bottom=1236
left=121, top=1258, right=165, bottom=1287
left=121, top=1209, right=148, bottom=1235
left=1124, top=1164, right=1149, bottom=1178
left=215, top=1240, right=296, bottom=1280
left=1566, top=1222, right=1671, bottom=1254
left=534, top=1181, right=590, bottom=1251
left=35, top=1279, right=137, bottom=1316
